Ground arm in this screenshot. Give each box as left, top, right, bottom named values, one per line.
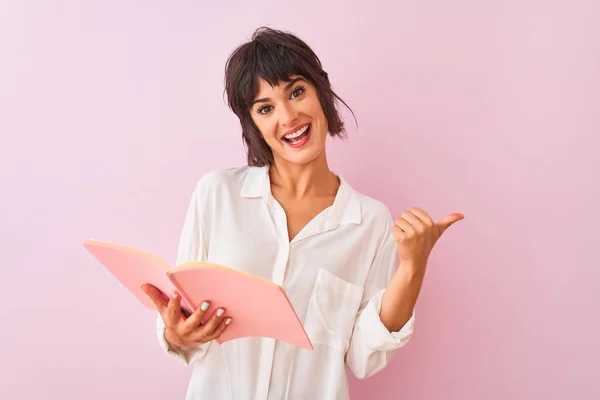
left=379, top=265, right=424, bottom=332
left=154, top=179, right=213, bottom=365
left=381, top=207, right=464, bottom=331
left=345, top=207, right=464, bottom=379
left=344, top=217, right=416, bottom=379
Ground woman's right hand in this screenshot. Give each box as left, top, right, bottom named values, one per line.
left=141, top=284, right=232, bottom=350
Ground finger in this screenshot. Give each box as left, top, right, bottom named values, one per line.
left=436, top=213, right=465, bottom=234
left=182, top=301, right=211, bottom=333
left=166, top=291, right=184, bottom=328
left=400, top=210, right=425, bottom=232
left=181, top=308, right=192, bottom=318
left=394, top=218, right=415, bottom=234
left=409, top=207, right=435, bottom=227
left=200, top=317, right=232, bottom=343
left=391, top=225, right=405, bottom=241
left=193, top=308, right=226, bottom=341
left=141, top=284, right=169, bottom=314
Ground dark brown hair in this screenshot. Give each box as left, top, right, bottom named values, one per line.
left=224, top=26, right=355, bottom=167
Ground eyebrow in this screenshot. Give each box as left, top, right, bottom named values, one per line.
left=251, top=77, right=306, bottom=107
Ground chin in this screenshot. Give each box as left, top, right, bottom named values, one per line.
left=279, top=143, right=325, bottom=166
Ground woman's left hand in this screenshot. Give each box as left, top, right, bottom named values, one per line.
left=392, top=207, right=465, bottom=274
left=379, top=207, right=464, bottom=332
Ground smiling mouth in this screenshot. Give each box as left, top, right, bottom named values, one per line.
left=283, top=124, right=311, bottom=145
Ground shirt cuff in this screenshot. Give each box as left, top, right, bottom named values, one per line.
left=155, top=315, right=211, bottom=365
left=357, top=288, right=415, bottom=352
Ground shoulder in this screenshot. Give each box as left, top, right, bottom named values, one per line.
left=192, top=165, right=253, bottom=196
left=337, top=173, right=394, bottom=230
left=342, top=181, right=396, bottom=251
left=355, top=191, right=394, bottom=223
left=336, top=173, right=395, bottom=230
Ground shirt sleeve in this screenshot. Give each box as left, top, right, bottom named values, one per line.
left=155, top=179, right=213, bottom=366
left=345, top=213, right=416, bottom=379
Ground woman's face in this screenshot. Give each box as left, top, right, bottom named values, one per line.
left=250, top=75, right=328, bottom=166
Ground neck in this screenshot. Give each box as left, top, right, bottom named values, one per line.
left=269, top=153, right=338, bottom=199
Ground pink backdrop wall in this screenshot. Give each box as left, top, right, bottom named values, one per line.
left=2, top=1, right=598, bottom=399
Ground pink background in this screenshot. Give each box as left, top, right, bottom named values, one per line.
left=2, top=1, right=599, bottom=399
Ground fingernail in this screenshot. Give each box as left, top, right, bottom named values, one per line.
left=225, top=318, right=232, bottom=325
left=171, top=291, right=179, bottom=299
left=216, top=308, right=224, bottom=317
left=201, top=301, right=210, bottom=311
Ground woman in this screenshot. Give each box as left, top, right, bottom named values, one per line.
left=142, top=27, right=463, bottom=399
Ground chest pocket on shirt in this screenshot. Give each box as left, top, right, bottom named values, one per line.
left=303, top=268, right=364, bottom=353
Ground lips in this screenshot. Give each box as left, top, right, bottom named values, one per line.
left=285, top=125, right=310, bottom=142
left=283, top=125, right=311, bottom=148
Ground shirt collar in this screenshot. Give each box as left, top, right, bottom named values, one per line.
left=240, top=165, right=361, bottom=226
left=240, top=165, right=270, bottom=199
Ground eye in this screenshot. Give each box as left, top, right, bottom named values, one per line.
left=290, top=86, right=305, bottom=99
left=257, top=105, right=273, bottom=115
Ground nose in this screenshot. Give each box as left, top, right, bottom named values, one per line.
left=279, top=101, right=299, bottom=128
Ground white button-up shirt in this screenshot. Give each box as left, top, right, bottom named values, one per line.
left=155, top=165, right=415, bottom=400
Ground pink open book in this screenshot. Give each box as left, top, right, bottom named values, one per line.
left=83, top=239, right=313, bottom=351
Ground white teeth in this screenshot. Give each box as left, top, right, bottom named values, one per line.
left=284, top=125, right=309, bottom=140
